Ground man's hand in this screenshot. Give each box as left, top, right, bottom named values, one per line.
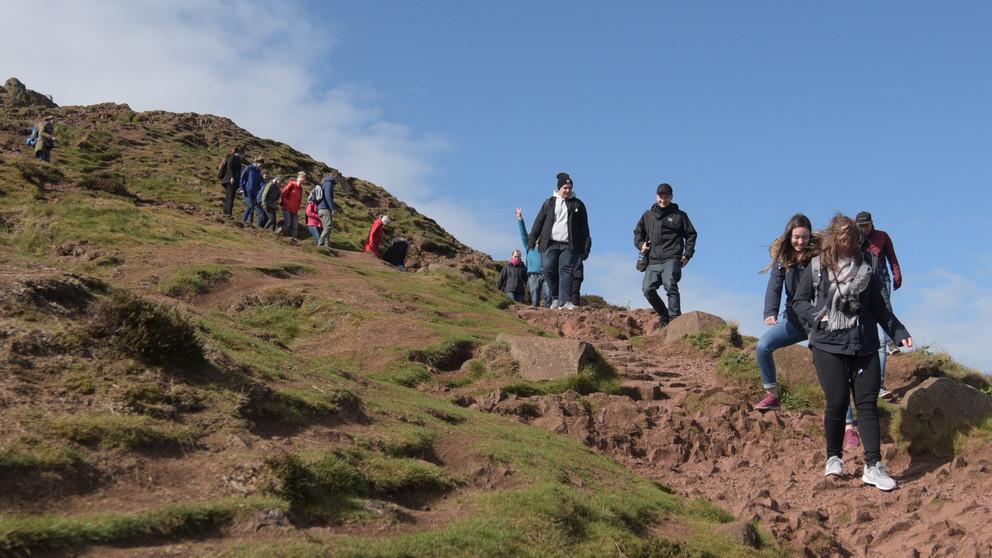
left=902, top=337, right=913, bottom=348
left=764, top=316, right=778, bottom=326
left=680, top=256, right=689, bottom=266
left=515, top=208, right=523, bottom=221
left=640, top=242, right=650, bottom=253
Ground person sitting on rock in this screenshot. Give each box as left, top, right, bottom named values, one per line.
left=754, top=213, right=817, bottom=412
left=497, top=249, right=528, bottom=303
left=382, top=237, right=409, bottom=270
left=364, top=214, right=390, bottom=255
left=793, top=213, right=912, bottom=492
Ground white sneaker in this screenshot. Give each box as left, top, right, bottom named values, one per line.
left=878, top=386, right=893, bottom=400
left=824, top=456, right=844, bottom=477
left=561, top=302, right=578, bottom=310
left=862, top=462, right=896, bottom=491
left=549, top=299, right=561, bottom=309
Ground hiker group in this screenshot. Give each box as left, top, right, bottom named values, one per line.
left=216, top=147, right=407, bottom=269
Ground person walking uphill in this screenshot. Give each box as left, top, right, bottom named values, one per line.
left=515, top=208, right=551, bottom=307
left=221, top=146, right=245, bottom=217
left=497, top=250, right=528, bottom=303
left=280, top=172, right=304, bottom=238
left=754, top=213, right=817, bottom=411
left=793, top=214, right=912, bottom=492
left=33, top=116, right=55, bottom=163
left=527, top=172, right=591, bottom=310
left=633, top=183, right=697, bottom=325
left=239, top=158, right=264, bottom=225
left=364, top=215, right=390, bottom=254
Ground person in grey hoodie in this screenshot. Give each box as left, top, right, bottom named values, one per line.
left=515, top=208, right=551, bottom=307
left=633, top=183, right=697, bottom=324
left=527, top=172, right=591, bottom=310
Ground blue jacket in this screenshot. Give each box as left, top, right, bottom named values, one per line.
left=319, top=176, right=335, bottom=211
left=517, top=219, right=542, bottom=273
left=239, top=164, right=263, bottom=198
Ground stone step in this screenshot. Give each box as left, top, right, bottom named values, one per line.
left=618, top=381, right=670, bottom=401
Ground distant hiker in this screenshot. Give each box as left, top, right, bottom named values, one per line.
left=364, top=214, right=390, bottom=255
left=570, top=259, right=584, bottom=307
left=221, top=146, right=245, bottom=217
left=239, top=158, right=264, bottom=225
left=280, top=172, right=305, bottom=238
left=316, top=172, right=336, bottom=248
left=633, top=183, right=697, bottom=325
left=856, top=211, right=903, bottom=398
left=258, top=173, right=280, bottom=230
left=497, top=249, right=528, bottom=303
left=527, top=172, right=591, bottom=310
left=515, top=208, right=551, bottom=308
left=793, top=214, right=912, bottom=492
left=383, top=237, right=409, bottom=270
left=305, top=199, right=323, bottom=244
left=754, top=214, right=817, bottom=411
left=33, top=116, right=55, bottom=163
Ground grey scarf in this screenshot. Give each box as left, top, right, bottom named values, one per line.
left=814, top=258, right=872, bottom=331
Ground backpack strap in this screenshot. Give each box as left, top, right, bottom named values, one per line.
left=810, top=256, right=821, bottom=306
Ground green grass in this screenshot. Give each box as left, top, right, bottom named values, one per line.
left=160, top=264, right=232, bottom=298
left=779, top=382, right=825, bottom=412
left=234, top=304, right=304, bottom=347
left=715, top=351, right=758, bottom=385
left=87, top=291, right=204, bottom=365
left=0, top=496, right=283, bottom=553
left=502, top=349, right=620, bottom=397
left=46, top=414, right=195, bottom=452
left=408, top=338, right=476, bottom=371
left=253, top=262, right=316, bottom=278
left=360, top=455, right=454, bottom=495
left=0, top=442, right=83, bottom=473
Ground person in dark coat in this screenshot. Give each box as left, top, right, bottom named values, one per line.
left=383, top=237, right=409, bottom=270
left=34, top=116, right=55, bottom=163
left=221, top=146, right=245, bottom=217
left=317, top=173, right=336, bottom=248
left=633, top=182, right=697, bottom=325
left=497, top=249, right=528, bottom=303
left=527, top=172, right=590, bottom=310
left=239, top=158, right=264, bottom=225
left=793, top=213, right=912, bottom=492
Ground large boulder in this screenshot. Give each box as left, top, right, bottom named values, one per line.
left=771, top=344, right=818, bottom=388
left=661, top=311, right=727, bottom=344
left=901, top=377, right=992, bottom=456
left=1, top=77, right=58, bottom=108
left=496, top=334, right=594, bottom=381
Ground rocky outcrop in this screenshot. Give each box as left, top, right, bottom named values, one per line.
left=1, top=78, right=57, bottom=108
left=661, top=311, right=726, bottom=344
left=902, top=377, right=992, bottom=455
left=495, top=334, right=594, bottom=381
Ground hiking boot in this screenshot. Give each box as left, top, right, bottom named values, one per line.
left=754, top=392, right=780, bottom=411
left=549, top=299, right=561, bottom=309
left=843, top=427, right=861, bottom=449
left=561, top=302, right=578, bottom=310
left=824, top=456, right=844, bottom=477
left=862, top=462, right=896, bottom=491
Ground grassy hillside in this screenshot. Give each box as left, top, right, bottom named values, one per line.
left=0, top=92, right=774, bottom=556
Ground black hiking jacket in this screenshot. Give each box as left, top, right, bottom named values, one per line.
left=497, top=261, right=528, bottom=296
left=527, top=195, right=591, bottom=258
left=633, top=203, right=697, bottom=264
left=793, top=264, right=910, bottom=356
left=222, top=153, right=244, bottom=183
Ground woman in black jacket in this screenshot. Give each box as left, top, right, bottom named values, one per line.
left=793, top=214, right=912, bottom=491
left=754, top=213, right=816, bottom=411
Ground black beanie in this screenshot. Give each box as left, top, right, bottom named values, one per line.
left=556, top=172, right=573, bottom=189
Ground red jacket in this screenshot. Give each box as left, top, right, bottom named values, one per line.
left=280, top=180, right=302, bottom=212
left=365, top=217, right=385, bottom=254
left=864, top=229, right=902, bottom=289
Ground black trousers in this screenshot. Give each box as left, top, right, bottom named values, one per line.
left=222, top=179, right=238, bottom=216
left=812, top=348, right=882, bottom=465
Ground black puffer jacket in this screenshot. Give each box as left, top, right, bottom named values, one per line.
left=793, top=263, right=910, bottom=355
left=633, top=203, right=697, bottom=264
left=528, top=195, right=591, bottom=258
left=497, top=261, right=528, bottom=296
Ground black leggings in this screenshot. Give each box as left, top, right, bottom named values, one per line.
left=812, top=349, right=882, bottom=465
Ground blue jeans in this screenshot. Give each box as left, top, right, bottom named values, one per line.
left=242, top=196, right=260, bottom=223
left=755, top=315, right=808, bottom=389
left=260, top=206, right=277, bottom=229
left=308, top=226, right=322, bottom=244
left=542, top=242, right=579, bottom=302
left=282, top=210, right=298, bottom=238
left=527, top=273, right=551, bottom=307
left=642, top=259, right=682, bottom=319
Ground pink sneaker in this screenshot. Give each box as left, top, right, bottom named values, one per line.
left=755, top=392, right=780, bottom=411
left=844, top=427, right=861, bottom=449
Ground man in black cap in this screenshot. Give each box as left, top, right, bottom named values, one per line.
left=633, top=183, right=697, bottom=325
left=856, top=210, right=902, bottom=398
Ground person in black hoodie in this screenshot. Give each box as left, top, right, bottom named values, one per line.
left=497, top=249, right=528, bottom=302
left=633, top=183, right=697, bottom=325
left=221, top=146, right=245, bottom=217
left=793, top=213, right=912, bottom=491
left=527, top=172, right=591, bottom=310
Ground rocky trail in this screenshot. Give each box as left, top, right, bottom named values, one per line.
left=469, top=306, right=992, bottom=557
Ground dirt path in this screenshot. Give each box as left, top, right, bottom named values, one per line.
left=495, top=307, right=992, bottom=557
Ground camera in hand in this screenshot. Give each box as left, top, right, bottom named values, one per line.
left=841, top=297, right=862, bottom=315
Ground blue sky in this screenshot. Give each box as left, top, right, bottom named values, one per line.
left=4, top=1, right=990, bottom=371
